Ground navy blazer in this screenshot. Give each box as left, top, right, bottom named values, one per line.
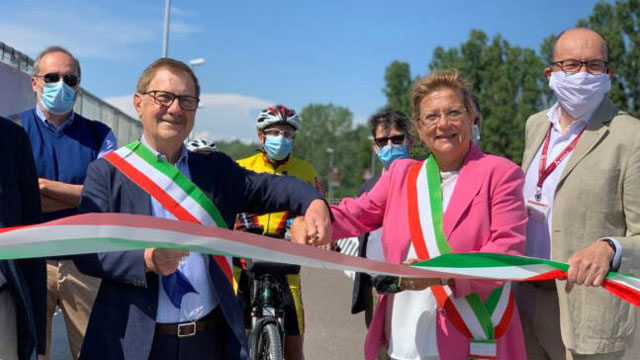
left=0, top=117, right=45, bottom=359
left=74, top=149, right=322, bottom=360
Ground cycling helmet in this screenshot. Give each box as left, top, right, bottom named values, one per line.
left=256, top=105, right=301, bottom=131
left=186, top=138, right=217, bottom=153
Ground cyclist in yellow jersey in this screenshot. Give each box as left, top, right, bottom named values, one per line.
left=235, top=105, right=322, bottom=360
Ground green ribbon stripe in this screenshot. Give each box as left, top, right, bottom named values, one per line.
left=414, top=252, right=569, bottom=271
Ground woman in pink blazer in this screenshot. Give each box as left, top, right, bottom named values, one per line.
left=295, top=70, right=527, bottom=359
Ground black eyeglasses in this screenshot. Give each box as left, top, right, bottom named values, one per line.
left=374, top=134, right=405, bottom=147
left=34, top=72, right=80, bottom=87
left=143, top=90, right=199, bottom=111
left=550, top=59, right=609, bottom=75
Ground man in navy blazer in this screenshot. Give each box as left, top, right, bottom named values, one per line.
left=74, top=58, right=332, bottom=360
left=0, top=117, right=46, bottom=360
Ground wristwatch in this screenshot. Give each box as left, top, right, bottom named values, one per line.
left=601, top=238, right=617, bottom=267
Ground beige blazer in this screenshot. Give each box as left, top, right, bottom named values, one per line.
left=522, top=98, right=640, bottom=354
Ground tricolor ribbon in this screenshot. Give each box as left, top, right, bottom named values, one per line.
left=103, top=142, right=236, bottom=294
left=0, top=213, right=638, bottom=309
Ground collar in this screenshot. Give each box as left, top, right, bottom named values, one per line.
left=35, top=105, right=75, bottom=131
left=546, top=101, right=600, bottom=133
left=140, top=136, right=189, bottom=166
left=260, top=151, right=290, bottom=170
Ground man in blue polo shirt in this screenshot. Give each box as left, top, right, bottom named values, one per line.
left=16, top=46, right=117, bottom=359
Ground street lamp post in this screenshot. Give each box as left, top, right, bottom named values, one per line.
left=326, top=148, right=335, bottom=201
left=189, top=58, right=206, bottom=109
left=189, top=58, right=206, bottom=68
left=187, top=58, right=206, bottom=142
left=162, top=0, right=171, bottom=57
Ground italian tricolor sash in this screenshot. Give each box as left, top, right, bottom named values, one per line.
left=407, top=155, right=514, bottom=359
left=103, top=141, right=236, bottom=291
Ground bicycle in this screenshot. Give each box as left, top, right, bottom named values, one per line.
left=248, top=268, right=285, bottom=360
left=235, top=218, right=300, bottom=360
left=244, top=255, right=303, bottom=360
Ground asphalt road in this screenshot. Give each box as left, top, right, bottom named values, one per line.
left=50, top=270, right=639, bottom=359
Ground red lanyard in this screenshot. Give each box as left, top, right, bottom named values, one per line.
left=535, top=127, right=584, bottom=200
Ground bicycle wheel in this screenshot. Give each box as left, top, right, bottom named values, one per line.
left=254, top=323, right=283, bottom=360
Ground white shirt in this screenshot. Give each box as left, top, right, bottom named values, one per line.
left=523, top=103, right=621, bottom=267
left=386, top=171, right=459, bottom=360
left=139, top=137, right=218, bottom=323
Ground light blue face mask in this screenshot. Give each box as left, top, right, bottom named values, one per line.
left=377, top=144, right=409, bottom=168
left=264, top=135, right=293, bottom=161
left=41, top=81, right=76, bottom=115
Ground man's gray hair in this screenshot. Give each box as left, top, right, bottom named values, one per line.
left=31, top=46, right=81, bottom=80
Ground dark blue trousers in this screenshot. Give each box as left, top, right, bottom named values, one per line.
left=148, top=314, right=228, bottom=359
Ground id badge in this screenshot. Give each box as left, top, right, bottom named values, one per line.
left=526, top=198, right=550, bottom=222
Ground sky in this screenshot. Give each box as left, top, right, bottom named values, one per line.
left=1, top=0, right=603, bottom=143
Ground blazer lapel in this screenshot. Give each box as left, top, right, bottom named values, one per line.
left=119, top=170, right=152, bottom=215
left=442, top=144, right=486, bottom=238
left=522, top=117, right=551, bottom=173
left=556, top=98, right=617, bottom=188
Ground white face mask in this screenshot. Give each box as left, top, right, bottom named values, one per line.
left=549, top=71, right=611, bottom=119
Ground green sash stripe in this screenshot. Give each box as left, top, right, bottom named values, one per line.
left=125, top=142, right=227, bottom=228
left=465, top=293, right=495, bottom=339
left=424, top=154, right=496, bottom=340
left=425, top=157, right=451, bottom=256
left=483, top=287, right=503, bottom=314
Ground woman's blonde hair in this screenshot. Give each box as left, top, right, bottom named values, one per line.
left=410, top=69, right=475, bottom=125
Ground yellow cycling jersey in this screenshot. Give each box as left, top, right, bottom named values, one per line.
left=236, top=152, right=322, bottom=236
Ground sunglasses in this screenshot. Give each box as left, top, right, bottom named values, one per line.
left=35, top=72, right=80, bottom=87
left=374, top=134, right=405, bottom=147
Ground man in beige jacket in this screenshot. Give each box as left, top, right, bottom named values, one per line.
left=517, top=27, right=640, bottom=360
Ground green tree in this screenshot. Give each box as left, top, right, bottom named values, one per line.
left=294, top=103, right=370, bottom=197
left=383, top=61, right=413, bottom=116
left=381, top=61, right=429, bottom=160
left=216, top=139, right=259, bottom=160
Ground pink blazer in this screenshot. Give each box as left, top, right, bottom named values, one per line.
left=331, top=144, right=528, bottom=360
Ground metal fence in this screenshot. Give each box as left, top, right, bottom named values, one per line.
left=0, top=41, right=141, bottom=144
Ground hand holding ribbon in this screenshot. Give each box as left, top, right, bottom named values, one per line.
left=291, top=199, right=332, bottom=246
left=144, top=248, right=189, bottom=276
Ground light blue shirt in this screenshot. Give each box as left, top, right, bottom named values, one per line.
left=35, top=106, right=117, bottom=158
left=139, top=137, right=218, bottom=323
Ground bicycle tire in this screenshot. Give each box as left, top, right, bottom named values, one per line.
left=253, top=322, right=283, bottom=360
